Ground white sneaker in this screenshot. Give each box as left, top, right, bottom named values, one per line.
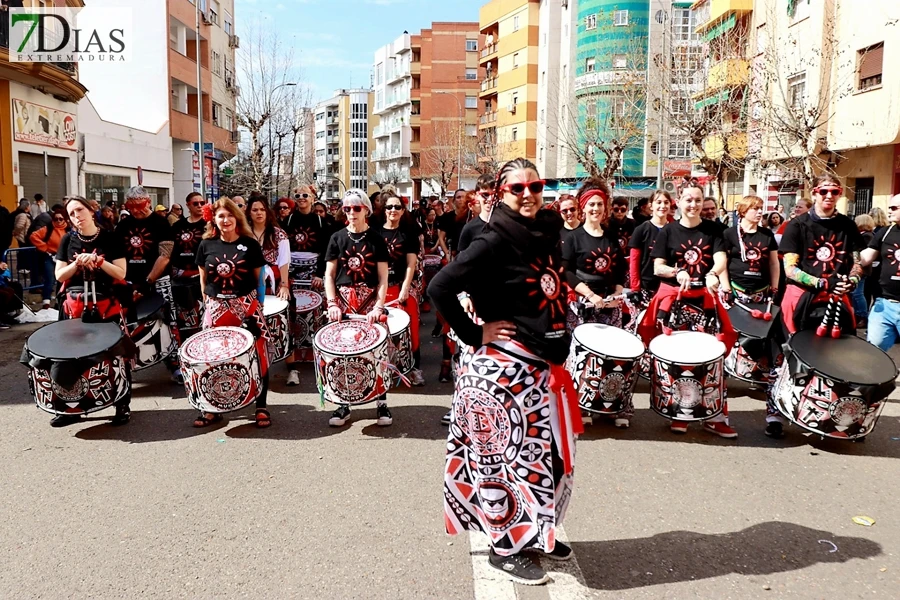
left=614, top=418, right=630, bottom=429
left=408, top=369, right=425, bottom=386
left=286, top=370, right=300, bottom=386
left=581, top=412, right=593, bottom=426
left=170, top=368, right=184, bottom=385
left=376, top=405, right=393, bottom=426
left=329, top=405, right=351, bottom=427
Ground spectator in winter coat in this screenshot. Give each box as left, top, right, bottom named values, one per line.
left=29, top=206, right=69, bottom=309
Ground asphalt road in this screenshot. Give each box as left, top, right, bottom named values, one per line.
left=2, top=310, right=898, bottom=600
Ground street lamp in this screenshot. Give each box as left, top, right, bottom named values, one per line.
left=195, top=0, right=206, bottom=199
left=435, top=90, right=463, bottom=191
left=268, top=82, right=297, bottom=198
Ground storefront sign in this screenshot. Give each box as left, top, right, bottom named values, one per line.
left=574, top=70, right=641, bottom=92
left=12, top=99, right=77, bottom=150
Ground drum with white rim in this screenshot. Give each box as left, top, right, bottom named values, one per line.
left=293, top=289, right=324, bottom=350
left=128, top=292, right=177, bottom=371
left=263, top=295, right=291, bottom=363
left=625, top=308, right=651, bottom=380
left=649, top=331, right=726, bottom=421
left=290, top=252, right=318, bottom=289
left=180, top=326, right=263, bottom=414
left=422, top=254, right=442, bottom=286
left=567, top=323, right=645, bottom=415
left=313, top=319, right=390, bottom=406
left=386, top=307, right=413, bottom=375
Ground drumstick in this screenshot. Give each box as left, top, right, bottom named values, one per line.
left=733, top=301, right=768, bottom=320
left=816, top=296, right=835, bottom=337
left=831, top=295, right=843, bottom=339
left=765, top=297, right=773, bottom=319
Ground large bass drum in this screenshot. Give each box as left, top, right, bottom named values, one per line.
left=725, top=302, right=781, bottom=384
left=649, top=331, right=726, bottom=421
left=179, top=327, right=263, bottom=414
left=22, top=320, right=134, bottom=415
left=774, top=330, right=897, bottom=440
left=313, top=319, right=390, bottom=406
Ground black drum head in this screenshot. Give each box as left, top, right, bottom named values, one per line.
left=789, top=330, right=898, bottom=385
left=27, top=320, right=124, bottom=360
left=727, top=302, right=780, bottom=339
left=134, top=292, right=166, bottom=323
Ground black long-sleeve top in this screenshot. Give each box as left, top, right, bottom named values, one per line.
left=427, top=204, right=571, bottom=365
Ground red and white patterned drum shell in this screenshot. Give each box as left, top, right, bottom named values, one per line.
left=179, top=326, right=262, bottom=414
left=293, top=289, right=324, bottom=349
left=30, top=357, right=131, bottom=416
left=263, top=296, right=291, bottom=363
left=313, top=320, right=390, bottom=406
left=290, top=252, right=318, bottom=289
left=566, top=323, right=644, bottom=415
left=724, top=336, right=767, bottom=385
left=386, top=307, right=413, bottom=375
left=649, top=331, right=726, bottom=422
left=128, top=314, right=176, bottom=372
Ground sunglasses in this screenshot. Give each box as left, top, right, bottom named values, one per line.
left=52, top=216, right=66, bottom=222
left=612, top=207, right=628, bottom=213
left=501, top=180, right=545, bottom=196
left=560, top=208, right=577, bottom=214
left=189, top=201, right=204, bottom=207
left=342, top=205, right=364, bottom=213
left=889, top=205, right=900, bottom=211
left=278, top=205, right=290, bottom=211
left=476, top=191, right=492, bottom=199
left=384, top=204, right=404, bottom=211
left=814, top=187, right=842, bottom=197
left=294, top=193, right=310, bottom=199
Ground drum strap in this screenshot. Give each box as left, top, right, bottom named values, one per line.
left=549, top=363, right=582, bottom=475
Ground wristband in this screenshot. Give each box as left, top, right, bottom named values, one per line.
left=96, top=256, right=105, bottom=267
left=327, top=298, right=338, bottom=307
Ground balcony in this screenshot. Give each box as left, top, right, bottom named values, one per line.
left=479, top=111, right=497, bottom=125
left=480, top=78, right=497, bottom=96
left=0, top=47, right=87, bottom=102
left=704, top=131, right=747, bottom=160
left=479, top=43, right=498, bottom=64
left=410, top=114, right=420, bottom=128
left=373, top=124, right=389, bottom=138
left=694, top=0, right=753, bottom=33
left=387, top=65, right=410, bottom=84
left=411, top=63, right=421, bottom=76
left=707, top=58, right=749, bottom=91
left=410, top=141, right=421, bottom=154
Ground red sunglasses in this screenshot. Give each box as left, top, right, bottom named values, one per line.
left=501, top=179, right=546, bottom=196
left=342, top=205, right=364, bottom=213
left=814, top=187, right=842, bottom=197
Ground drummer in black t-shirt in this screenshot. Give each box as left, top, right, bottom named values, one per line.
left=722, top=195, right=780, bottom=303
left=170, top=192, right=208, bottom=340
left=324, top=189, right=391, bottom=428
left=628, top=190, right=672, bottom=303
left=639, top=184, right=738, bottom=438
left=779, top=173, right=863, bottom=336
left=53, top=196, right=131, bottom=427
left=859, top=194, right=900, bottom=352
left=193, top=198, right=272, bottom=429
left=283, top=184, right=327, bottom=290
left=609, top=196, right=635, bottom=254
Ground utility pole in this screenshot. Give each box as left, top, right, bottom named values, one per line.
left=196, top=0, right=206, bottom=199
left=655, top=0, right=673, bottom=190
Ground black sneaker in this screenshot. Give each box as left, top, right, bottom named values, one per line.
left=487, top=549, right=549, bottom=585
left=764, top=421, right=784, bottom=438
left=431, top=323, right=442, bottom=338
left=376, top=404, right=393, bottom=426
left=50, top=414, right=82, bottom=428
left=526, top=541, right=573, bottom=562
left=110, top=405, right=131, bottom=426
left=329, top=405, right=351, bottom=427
left=441, top=411, right=452, bottom=425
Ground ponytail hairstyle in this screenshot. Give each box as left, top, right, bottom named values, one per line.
left=575, top=176, right=613, bottom=227
left=493, top=157, right=540, bottom=207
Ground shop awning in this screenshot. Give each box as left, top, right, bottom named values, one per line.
left=694, top=89, right=731, bottom=111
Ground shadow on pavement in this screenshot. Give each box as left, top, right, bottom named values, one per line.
left=571, top=522, right=882, bottom=591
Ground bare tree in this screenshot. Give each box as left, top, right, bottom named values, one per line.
left=419, top=120, right=465, bottom=197
left=467, top=127, right=503, bottom=177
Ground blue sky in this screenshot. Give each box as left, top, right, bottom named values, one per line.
left=234, top=0, right=486, bottom=102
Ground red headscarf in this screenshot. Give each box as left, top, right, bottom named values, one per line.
left=578, top=189, right=608, bottom=212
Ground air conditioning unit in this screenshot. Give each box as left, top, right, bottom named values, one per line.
left=507, top=104, right=516, bottom=114
left=663, top=181, right=677, bottom=192
left=230, top=130, right=240, bottom=143
left=232, top=85, right=241, bottom=97
left=229, top=35, right=240, bottom=49
left=201, top=12, right=212, bottom=25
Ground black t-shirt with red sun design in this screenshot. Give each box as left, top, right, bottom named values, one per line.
left=723, top=225, right=778, bottom=291
left=56, top=229, right=127, bottom=290
left=869, top=225, right=900, bottom=301
left=325, top=227, right=390, bottom=289
left=115, top=213, right=173, bottom=284
left=284, top=211, right=328, bottom=255
left=379, top=225, right=420, bottom=286
left=609, top=217, right=635, bottom=254
left=652, top=220, right=726, bottom=284
left=628, top=220, right=665, bottom=292
left=779, top=212, right=863, bottom=280
left=170, top=218, right=207, bottom=273
left=196, top=236, right=266, bottom=299
left=561, top=225, right=625, bottom=296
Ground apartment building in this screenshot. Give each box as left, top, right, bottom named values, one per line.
left=479, top=0, right=541, bottom=165
left=752, top=0, right=900, bottom=213
left=313, top=89, right=379, bottom=203
left=536, top=0, right=577, bottom=180
left=374, top=24, right=482, bottom=201
left=169, top=0, right=239, bottom=202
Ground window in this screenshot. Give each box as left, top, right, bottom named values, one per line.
left=858, top=43, right=884, bottom=91
left=465, top=96, right=477, bottom=109
left=613, top=54, right=627, bottom=69
left=208, top=0, right=219, bottom=25
left=513, top=53, right=519, bottom=68
left=788, top=72, right=806, bottom=110
left=668, top=140, right=691, bottom=158
left=670, top=97, right=688, bottom=114
left=672, top=8, right=697, bottom=42
left=512, top=127, right=518, bottom=141
left=466, top=40, right=478, bottom=52
left=224, top=108, right=233, bottom=131
left=611, top=96, right=626, bottom=121
left=465, top=68, right=478, bottom=80
left=790, top=0, right=810, bottom=22
left=466, top=125, right=477, bottom=137
left=211, top=51, right=221, bottom=75
left=224, top=11, right=232, bottom=35
left=212, top=102, right=221, bottom=126
left=513, top=15, right=520, bottom=31
left=585, top=14, right=597, bottom=30
left=585, top=57, right=596, bottom=73
left=613, top=10, right=629, bottom=26
left=586, top=99, right=597, bottom=121
left=512, top=92, right=518, bottom=106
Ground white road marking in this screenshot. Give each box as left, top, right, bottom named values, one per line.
left=546, top=527, right=593, bottom=600
left=469, top=532, right=519, bottom=600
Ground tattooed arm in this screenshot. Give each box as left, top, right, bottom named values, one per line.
left=783, top=252, right=820, bottom=288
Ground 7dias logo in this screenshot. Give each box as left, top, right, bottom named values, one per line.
left=10, top=8, right=132, bottom=64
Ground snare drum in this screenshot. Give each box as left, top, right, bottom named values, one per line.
left=263, top=296, right=291, bottom=363
left=386, top=307, right=413, bottom=375
left=567, top=324, right=644, bottom=415
left=290, top=252, right=318, bottom=289
left=422, top=254, right=442, bottom=285
left=179, top=327, right=263, bottom=414
left=22, top=320, right=133, bottom=415
left=725, top=302, right=781, bottom=384
left=171, top=276, right=203, bottom=336
left=774, top=330, right=897, bottom=440
left=626, top=308, right=651, bottom=380
left=313, top=319, right=390, bottom=406
left=128, top=292, right=177, bottom=370
left=293, top=289, right=324, bottom=350
left=649, top=331, right=726, bottom=421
